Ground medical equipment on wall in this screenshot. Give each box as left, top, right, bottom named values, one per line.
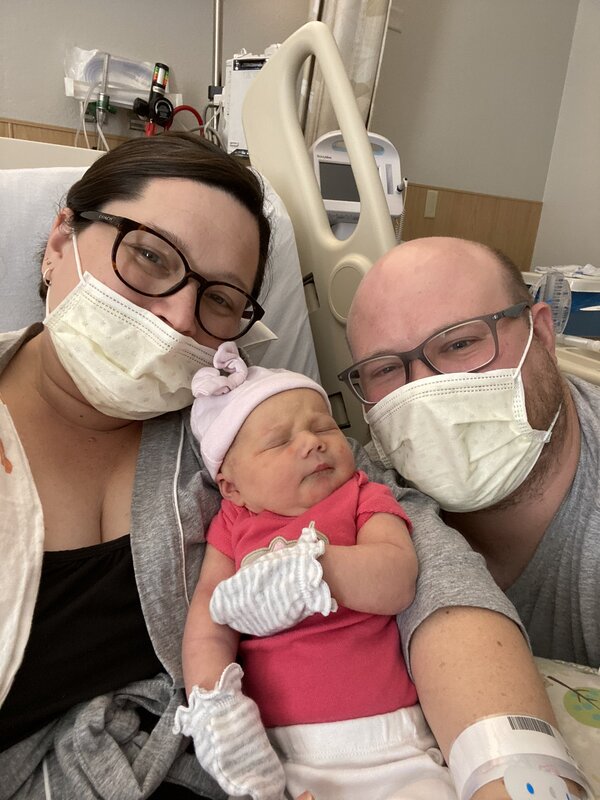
left=243, top=21, right=397, bottom=443
left=64, top=47, right=183, bottom=113
left=131, top=64, right=204, bottom=138
left=133, top=63, right=174, bottom=134
left=64, top=46, right=183, bottom=148
left=217, top=46, right=279, bottom=156
left=312, top=129, right=404, bottom=241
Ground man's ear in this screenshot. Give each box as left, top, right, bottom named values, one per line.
left=216, top=472, right=245, bottom=507
left=531, top=301, right=557, bottom=357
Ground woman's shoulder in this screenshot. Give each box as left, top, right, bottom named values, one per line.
left=0, top=324, right=43, bottom=375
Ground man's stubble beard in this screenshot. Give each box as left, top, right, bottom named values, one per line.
left=485, top=345, right=568, bottom=512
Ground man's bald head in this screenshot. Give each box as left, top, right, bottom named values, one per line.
left=343, top=237, right=566, bottom=516
left=347, top=237, right=530, bottom=360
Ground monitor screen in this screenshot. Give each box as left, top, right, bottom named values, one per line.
left=319, top=161, right=360, bottom=202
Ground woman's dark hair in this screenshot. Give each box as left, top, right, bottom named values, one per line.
left=45, top=132, right=270, bottom=299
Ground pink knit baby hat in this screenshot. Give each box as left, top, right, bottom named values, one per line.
left=190, top=342, right=330, bottom=480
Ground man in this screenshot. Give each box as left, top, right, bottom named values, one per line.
left=344, top=236, right=599, bottom=667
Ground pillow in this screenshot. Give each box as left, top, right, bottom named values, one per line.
left=0, top=166, right=87, bottom=333
left=535, top=656, right=600, bottom=795
left=255, top=177, right=320, bottom=380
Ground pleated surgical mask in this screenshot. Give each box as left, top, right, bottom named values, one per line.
left=44, top=234, right=216, bottom=419
left=365, top=317, right=560, bottom=512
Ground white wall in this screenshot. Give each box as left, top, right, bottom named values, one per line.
left=532, top=0, right=600, bottom=267
left=0, top=0, right=308, bottom=137
left=3, top=1, right=595, bottom=268
left=371, top=0, right=579, bottom=200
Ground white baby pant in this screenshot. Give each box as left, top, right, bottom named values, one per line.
left=266, top=704, right=458, bottom=800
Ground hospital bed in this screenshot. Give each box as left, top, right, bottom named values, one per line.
left=0, top=21, right=598, bottom=795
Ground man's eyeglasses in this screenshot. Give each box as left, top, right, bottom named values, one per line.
left=79, top=210, right=264, bottom=342
left=338, top=302, right=531, bottom=405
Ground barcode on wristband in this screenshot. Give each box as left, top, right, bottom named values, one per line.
left=507, top=716, right=555, bottom=736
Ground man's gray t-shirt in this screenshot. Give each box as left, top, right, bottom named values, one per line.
left=507, top=376, right=600, bottom=667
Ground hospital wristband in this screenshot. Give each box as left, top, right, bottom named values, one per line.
left=448, top=714, right=593, bottom=800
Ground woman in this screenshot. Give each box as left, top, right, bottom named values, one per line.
left=0, top=133, right=271, bottom=799
left=0, top=133, right=565, bottom=800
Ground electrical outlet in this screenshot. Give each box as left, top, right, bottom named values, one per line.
left=424, top=190, right=438, bottom=218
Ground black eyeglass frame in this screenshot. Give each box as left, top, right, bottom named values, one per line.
left=78, top=210, right=265, bottom=341
left=338, top=301, right=531, bottom=405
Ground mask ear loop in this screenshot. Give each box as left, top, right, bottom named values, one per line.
left=515, top=310, right=535, bottom=376
left=517, top=310, right=562, bottom=438
left=43, top=263, right=53, bottom=319
left=71, top=233, right=85, bottom=281
left=44, top=228, right=84, bottom=319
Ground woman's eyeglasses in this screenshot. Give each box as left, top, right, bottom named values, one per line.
left=79, top=210, right=264, bottom=341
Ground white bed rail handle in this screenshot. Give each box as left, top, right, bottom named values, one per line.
left=243, top=21, right=395, bottom=278
left=243, top=21, right=396, bottom=442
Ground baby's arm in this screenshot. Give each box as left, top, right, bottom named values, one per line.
left=177, top=542, right=286, bottom=799
left=319, top=512, right=417, bottom=616
left=182, top=542, right=240, bottom=697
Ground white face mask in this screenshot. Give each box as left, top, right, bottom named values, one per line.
left=365, top=317, right=561, bottom=512
left=44, top=235, right=216, bottom=419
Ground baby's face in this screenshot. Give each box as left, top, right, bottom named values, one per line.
left=218, top=388, right=355, bottom=515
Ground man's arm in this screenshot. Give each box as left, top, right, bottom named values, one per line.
left=411, top=606, right=590, bottom=799
left=411, top=605, right=555, bottom=756
left=351, top=440, right=587, bottom=798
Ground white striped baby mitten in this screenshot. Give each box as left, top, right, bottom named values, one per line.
left=173, top=663, right=285, bottom=800
left=209, top=522, right=338, bottom=637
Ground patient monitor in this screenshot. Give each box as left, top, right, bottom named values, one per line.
left=313, top=130, right=404, bottom=241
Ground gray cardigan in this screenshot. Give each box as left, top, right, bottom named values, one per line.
left=0, top=327, right=523, bottom=799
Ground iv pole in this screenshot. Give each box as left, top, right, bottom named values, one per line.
left=210, top=0, right=223, bottom=100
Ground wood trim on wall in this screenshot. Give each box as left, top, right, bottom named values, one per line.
left=2, top=119, right=542, bottom=270
left=402, top=182, right=543, bottom=270
left=0, top=116, right=128, bottom=151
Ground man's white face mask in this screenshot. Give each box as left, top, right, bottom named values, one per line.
left=44, top=234, right=216, bottom=419
left=365, top=315, right=561, bottom=512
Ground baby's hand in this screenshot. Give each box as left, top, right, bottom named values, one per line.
left=173, top=663, right=285, bottom=800
left=209, top=522, right=337, bottom=636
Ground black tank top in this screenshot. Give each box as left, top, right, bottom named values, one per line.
left=0, top=535, right=163, bottom=751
